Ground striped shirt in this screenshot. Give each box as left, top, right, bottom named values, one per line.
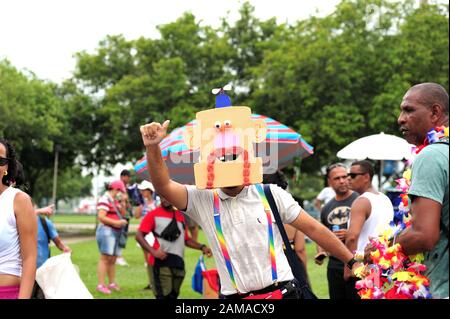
left=97, top=193, right=122, bottom=229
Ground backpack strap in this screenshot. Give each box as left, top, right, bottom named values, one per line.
left=39, top=216, right=51, bottom=244
left=108, top=195, right=124, bottom=221
left=39, top=216, right=51, bottom=258
left=262, top=184, right=311, bottom=291
left=434, top=138, right=449, bottom=242
left=153, top=210, right=177, bottom=238
left=441, top=219, right=449, bottom=239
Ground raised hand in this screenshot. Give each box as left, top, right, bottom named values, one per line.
left=35, top=204, right=55, bottom=216
left=140, top=120, right=170, bottom=147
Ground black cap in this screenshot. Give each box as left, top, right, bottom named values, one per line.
left=120, top=169, right=131, bottom=177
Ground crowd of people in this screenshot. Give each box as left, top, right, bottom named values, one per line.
left=0, top=82, right=448, bottom=299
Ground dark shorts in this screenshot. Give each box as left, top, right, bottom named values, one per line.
left=150, top=265, right=186, bottom=299
left=327, top=267, right=360, bottom=299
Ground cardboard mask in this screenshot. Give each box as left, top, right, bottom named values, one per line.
left=183, top=88, right=266, bottom=189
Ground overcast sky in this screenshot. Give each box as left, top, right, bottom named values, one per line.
left=0, top=0, right=343, bottom=83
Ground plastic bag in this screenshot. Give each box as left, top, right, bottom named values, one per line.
left=35, top=253, right=93, bottom=299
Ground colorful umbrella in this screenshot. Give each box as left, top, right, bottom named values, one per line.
left=134, top=114, right=314, bottom=184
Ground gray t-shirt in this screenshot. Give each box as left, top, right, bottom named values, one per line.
left=320, top=192, right=359, bottom=269
left=409, top=142, right=449, bottom=298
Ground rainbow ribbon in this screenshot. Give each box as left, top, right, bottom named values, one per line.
left=255, top=184, right=278, bottom=281
left=213, top=191, right=237, bottom=288
left=213, top=185, right=277, bottom=293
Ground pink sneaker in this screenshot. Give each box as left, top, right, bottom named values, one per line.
left=96, top=284, right=111, bottom=294
left=108, top=283, right=120, bottom=292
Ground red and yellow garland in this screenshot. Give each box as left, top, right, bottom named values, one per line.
left=354, top=126, right=448, bottom=299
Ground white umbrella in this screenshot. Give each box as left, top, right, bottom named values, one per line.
left=337, top=132, right=415, bottom=160
left=337, top=132, right=415, bottom=187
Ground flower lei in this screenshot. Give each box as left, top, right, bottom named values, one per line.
left=354, top=126, right=449, bottom=299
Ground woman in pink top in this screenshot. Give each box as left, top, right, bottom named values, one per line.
left=95, top=180, right=128, bottom=294
left=0, top=139, right=37, bottom=299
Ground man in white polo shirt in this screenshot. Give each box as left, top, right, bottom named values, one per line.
left=139, top=119, right=361, bottom=299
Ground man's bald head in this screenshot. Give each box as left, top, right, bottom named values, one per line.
left=407, top=83, right=449, bottom=116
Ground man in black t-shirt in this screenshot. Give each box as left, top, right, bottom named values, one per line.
left=315, top=163, right=359, bottom=299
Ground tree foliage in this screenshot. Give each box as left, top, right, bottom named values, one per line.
left=0, top=61, right=94, bottom=202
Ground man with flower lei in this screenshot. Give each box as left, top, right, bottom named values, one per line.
left=356, top=83, right=449, bottom=299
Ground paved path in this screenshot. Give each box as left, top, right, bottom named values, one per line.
left=55, top=223, right=138, bottom=245
left=59, top=235, right=95, bottom=245
left=55, top=223, right=138, bottom=231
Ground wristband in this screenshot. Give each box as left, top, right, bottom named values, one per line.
left=346, top=257, right=357, bottom=270
left=200, top=244, right=206, bottom=251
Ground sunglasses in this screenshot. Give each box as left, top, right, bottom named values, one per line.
left=348, top=172, right=366, bottom=179
left=0, top=157, right=10, bottom=166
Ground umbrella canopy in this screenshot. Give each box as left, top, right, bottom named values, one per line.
left=134, top=114, right=314, bottom=184
left=337, top=132, right=415, bottom=161
left=337, top=132, right=415, bottom=189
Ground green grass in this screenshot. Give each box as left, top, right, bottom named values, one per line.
left=52, top=231, right=329, bottom=299
left=305, top=242, right=329, bottom=298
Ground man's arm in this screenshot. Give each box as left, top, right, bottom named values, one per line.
left=140, top=121, right=188, bottom=211
left=135, top=230, right=167, bottom=260
left=185, top=239, right=213, bottom=257
left=396, top=196, right=441, bottom=255
left=344, top=197, right=370, bottom=280
left=290, top=210, right=354, bottom=267
left=345, top=197, right=370, bottom=256
left=35, top=204, right=54, bottom=216
left=52, top=237, right=71, bottom=253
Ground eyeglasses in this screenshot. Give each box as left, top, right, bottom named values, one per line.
left=0, top=157, right=10, bottom=166
left=348, top=172, right=366, bottom=179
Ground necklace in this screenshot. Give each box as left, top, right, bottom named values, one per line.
left=355, top=126, right=448, bottom=299
left=414, top=126, right=449, bottom=154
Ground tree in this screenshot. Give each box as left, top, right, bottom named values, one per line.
left=251, top=0, right=448, bottom=174
left=72, top=13, right=236, bottom=168
left=69, top=0, right=448, bottom=199
left=0, top=60, right=95, bottom=202
left=32, top=166, right=92, bottom=207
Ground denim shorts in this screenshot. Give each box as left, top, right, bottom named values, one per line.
left=96, top=224, right=122, bottom=256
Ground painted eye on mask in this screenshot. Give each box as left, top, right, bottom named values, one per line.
left=224, top=120, right=232, bottom=127
left=214, top=121, right=222, bottom=129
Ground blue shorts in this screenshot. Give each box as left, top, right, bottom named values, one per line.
left=96, top=224, right=122, bottom=256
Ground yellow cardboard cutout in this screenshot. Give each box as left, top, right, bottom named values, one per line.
left=183, top=106, right=266, bottom=189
